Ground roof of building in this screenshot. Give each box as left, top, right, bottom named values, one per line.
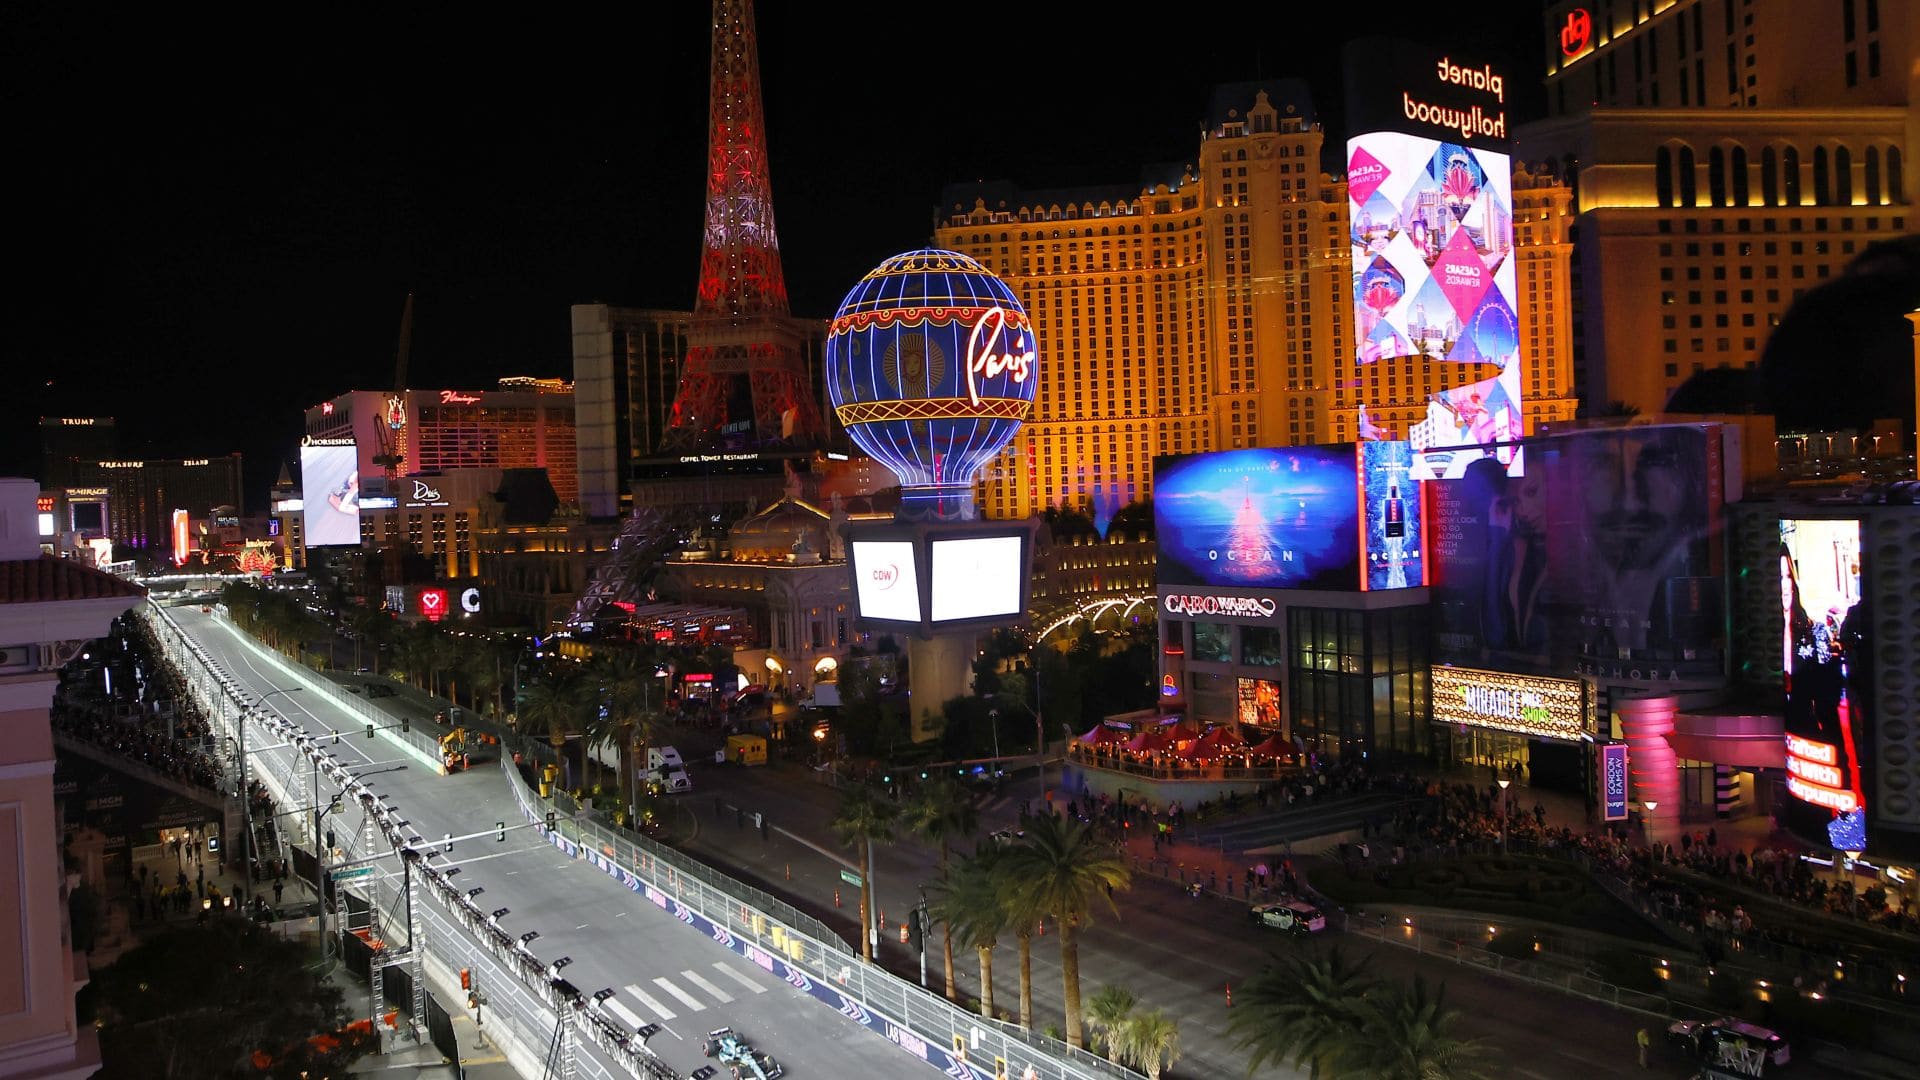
left=0, top=557, right=147, bottom=605
left=1205, top=79, right=1316, bottom=130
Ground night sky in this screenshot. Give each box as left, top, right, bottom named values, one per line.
left=7, top=3, right=1544, bottom=507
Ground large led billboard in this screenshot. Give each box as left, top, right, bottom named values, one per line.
left=850, top=539, right=922, bottom=625
left=299, top=439, right=360, bottom=547
left=1155, top=447, right=1361, bottom=591
left=1431, top=424, right=1726, bottom=688
left=1345, top=39, right=1522, bottom=482
left=1780, top=518, right=1868, bottom=851
left=929, top=535, right=1024, bottom=623
left=1361, top=441, right=1424, bottom=589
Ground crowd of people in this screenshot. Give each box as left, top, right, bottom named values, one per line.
left=51, top=621, right=229, bottom=794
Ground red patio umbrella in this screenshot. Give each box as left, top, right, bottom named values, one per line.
left=1245, top=733, right=1296, bottom=761
left=1125, top=727, right=1169, bottom=754
left=1187, top=725, right=1246, bottom=759
left=1076, top=724, right=1129, bottom=747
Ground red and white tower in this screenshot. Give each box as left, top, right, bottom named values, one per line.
left=660, top=0, right=823, bottom=451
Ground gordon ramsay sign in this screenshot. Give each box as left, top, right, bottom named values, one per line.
left=1432, top=666, right=1585, bottom=741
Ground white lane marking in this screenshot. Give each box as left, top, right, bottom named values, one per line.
left=602, top=997, right=646, bottom=1031
left=653, top=977, right=705, bottom=1012
left=679, top=969, right=732, bottom=1003
left=623, top=983, right=676, bottom=1020
left=712, top=962, right=767, bottom=994
left=575, top=924, right=590, bottom=930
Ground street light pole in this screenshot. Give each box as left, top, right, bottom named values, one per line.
left=1496, top=778, right=1510, bottom=853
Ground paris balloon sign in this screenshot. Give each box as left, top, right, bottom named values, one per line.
left=826, top=249, right=1037, bottom=521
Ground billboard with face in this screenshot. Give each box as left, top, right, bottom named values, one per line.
left=1431, top=424, right=1725, bottom=688
left=1780, top=518, right=1869, bottom=851
left=300, top=440, right=360, bottom=547
left=1345, top=40, right=1522, bottom=482
left=1154, top=447, right=1361, bottom=591
left=1361, top=441, right=1424, bottom=589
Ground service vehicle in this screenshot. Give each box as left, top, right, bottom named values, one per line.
left=646, top=745, right=692, bottom=793
left=1250, top=897, right=1327, bottom=935
left=1667, top=1016, right=1790, bottom=1070
left=725, top=733, right=768, bottom=766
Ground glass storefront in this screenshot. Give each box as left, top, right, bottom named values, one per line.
left=1191, top=621, right=1233, bottom=664
left=1288, top=606, right=1430, bottom=764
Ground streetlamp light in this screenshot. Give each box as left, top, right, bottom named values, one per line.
left=1496, top=778, right=1511, bottom=852
left=1643, top=799, right=1660, bottom=849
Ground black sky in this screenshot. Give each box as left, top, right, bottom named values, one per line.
left=6, top=2, right=1547, bottom=507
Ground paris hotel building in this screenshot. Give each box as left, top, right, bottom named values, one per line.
left=933, top=80, right=1582, bottom=520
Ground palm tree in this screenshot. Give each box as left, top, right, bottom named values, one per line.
left=1228, top=947, right=1377, bottom=1078
left=927, top=850, right=1009, bottom=1019
left=1083, top=985, right=1136, bottom=1061
left=996, top=813, right=1130, bottom=1049
left=1117, top=1008, right=1180, bottom=1080
left=901, top=776, right=978, bottom=1001
left=588, top=649, right=661, bottom=813
left=519, top=671, right=587, bottom=753
left=829, top=784, right=897, bottom=963
left=1348, top=976, right=1492, bottom=1080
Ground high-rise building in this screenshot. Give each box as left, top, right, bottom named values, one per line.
left=59, top=454, right=243, bottom=554
left=36, top=417, right=116, bottom=490
left=303, top=378, right=578, bottom=507
left=1518, top=0, right=1914, bottom=414
left=938, top=82, right=1579, bottom=518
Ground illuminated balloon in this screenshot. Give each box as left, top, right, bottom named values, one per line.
left=826, top=249, right=1037, bottom=519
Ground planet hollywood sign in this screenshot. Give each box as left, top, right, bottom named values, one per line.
left=1161, top=593, right=1278, bottom=619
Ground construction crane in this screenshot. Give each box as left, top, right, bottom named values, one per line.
left=369, top=292, right=414, bottom=488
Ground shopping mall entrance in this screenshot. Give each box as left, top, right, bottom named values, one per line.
left=1443, top=728, right=1589, bottom=795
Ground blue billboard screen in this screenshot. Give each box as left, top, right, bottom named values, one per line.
left=1361, top=441, right=1423, bottom=589
left=1154, top=448, right=1361, bottom=591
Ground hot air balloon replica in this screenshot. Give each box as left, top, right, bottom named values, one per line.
left=827, top=249, right=1042, bottom=741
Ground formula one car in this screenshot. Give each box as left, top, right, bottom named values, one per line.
left=703, top=1027, right=783, bottom=1079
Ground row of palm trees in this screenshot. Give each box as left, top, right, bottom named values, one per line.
left=1228, top=948, right=1491, bottom=1079
left=829, top=778, right=1144, bottom=1062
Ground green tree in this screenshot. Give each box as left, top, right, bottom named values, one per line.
left=927, top=850, right=1009, bottom=1019
left=997, top=813, right=1131, bottom=1049
left=902, top=775, right=978, bottom=1001
left=94, top=919, right=373, bottom=1079
left=519, top=670, right=588, bottom=752
left=1118, top=1008, right=1180, bottom=1080
left=587, top=648, right=662, bottom=809
left=1084, top=984, right=1136, bottom=1061
left=1228, top=947, right=1377, bottom=1078
left=1348, top=976, right=1493, bottom=1080
left=829, top=784, right=898, bottom=963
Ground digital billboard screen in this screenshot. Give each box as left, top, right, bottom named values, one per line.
left=1361, top=441, right=1423, bottom=589
left=1237, top=677, right=1281, bottom=730
left=1344, top=40, right=1521, bottom=483
left=930, top=535, right=1024, bottom=623
left=1154, top=447, right=1361, bottom=591
left=299, top=441, right=360, bottom=547
left=850, top=539, right=923, bottom=625
left=1431, top=424, right=1725, bottom=687
left=1780, top=518, right=1868, bottom=851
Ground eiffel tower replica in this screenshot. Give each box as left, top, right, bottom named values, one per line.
left=658, top=0, right=823, bottom=452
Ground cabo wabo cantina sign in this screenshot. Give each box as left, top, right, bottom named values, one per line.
left=1162, top=593, right=1277, bottom=619
left=1432, top=667, right=1584, bottom=741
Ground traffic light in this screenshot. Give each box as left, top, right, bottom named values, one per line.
left=330, top=729, right=340, bottom=745
left=326, top=828, right=336, bottom=850
left=467, top=991, right=478, bottom=1010
left=496, top=821, right=506, bottom=842
left=365, top=724, right=375, bottom=739
left=544, top=810, right=557, bottom=831
left=908, top=908, right=924, bottom=953
left=401, top=716, right=410, bottom=733
left=459, top=967, right=471, bottom=990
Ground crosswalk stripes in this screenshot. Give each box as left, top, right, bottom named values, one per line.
left=679, top=969, right=734, bottom=1003
left=712, top=961, right=768, bottom=994
left=602, top=996, right=647, bottom=1031
left=653, top=976, right=706, bottom=1012
left=624, top=983, right=677, bottom=1020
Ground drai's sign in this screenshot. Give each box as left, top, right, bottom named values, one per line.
left=1161, top=593, right=1278, bottom=619
left=1431, top=667, right=1585, bottom=741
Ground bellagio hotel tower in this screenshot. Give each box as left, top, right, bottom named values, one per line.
left=934, top=80, right=1580, bottom=520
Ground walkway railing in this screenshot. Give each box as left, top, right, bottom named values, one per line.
left=1068, top=746, right=1300, bottom=782
left=504, top=750, right=1145, bottom=1080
